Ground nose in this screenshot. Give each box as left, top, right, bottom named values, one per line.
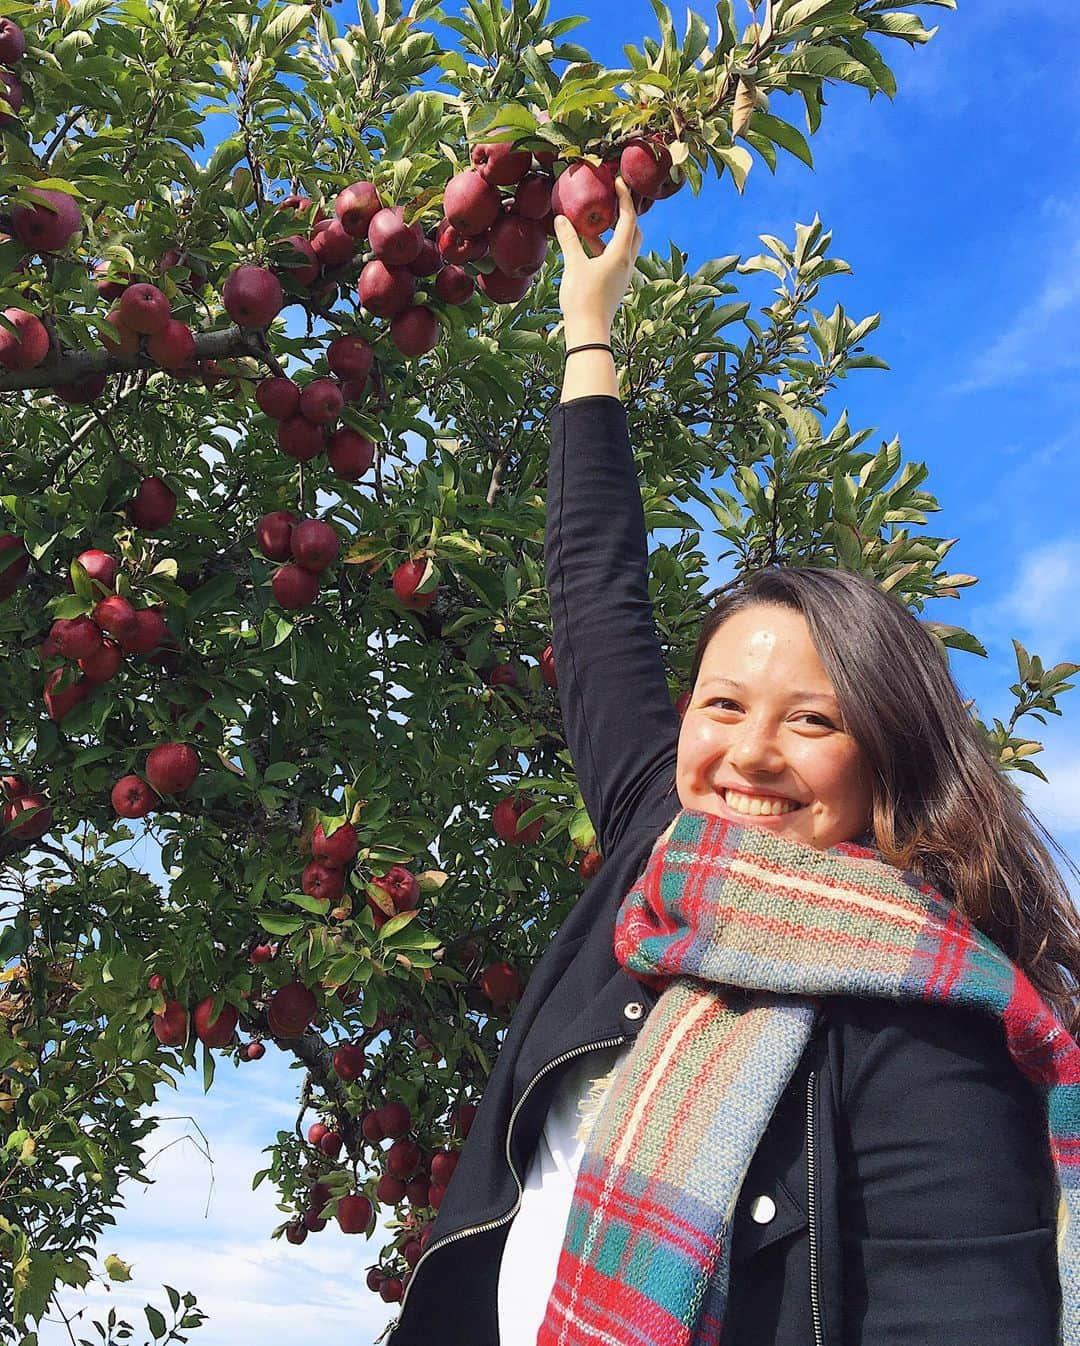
left=727, top=718, right=786, bottom=773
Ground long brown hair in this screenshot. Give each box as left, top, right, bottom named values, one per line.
left=687, top=566, right=1080, bottom=1037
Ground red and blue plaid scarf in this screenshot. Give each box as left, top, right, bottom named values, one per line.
left=538, top=808, right=1080, bottom=1345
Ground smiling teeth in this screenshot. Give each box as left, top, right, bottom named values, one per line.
left=724, top=790, right=801, bottom=817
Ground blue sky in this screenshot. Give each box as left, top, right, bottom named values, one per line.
left=43, top=1, right=1080, bottom=1342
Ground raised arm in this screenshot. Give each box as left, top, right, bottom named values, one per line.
left=546, top=182, right=681, bottom=856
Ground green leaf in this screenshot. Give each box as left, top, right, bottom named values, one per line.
left=264, top=762, right=299, bottom=782
left=282, top=892, right=331, bottom=915
left=750, top=111, right=814, bottom=167
left=256, top=912, right=306, bottom=935
left=145, top=1303, right=167, bottom=1338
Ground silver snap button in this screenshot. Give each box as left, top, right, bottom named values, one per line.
left=623, top=1001, right=644, bottom=1021
left=749, top=1195, right=776, bottom=1224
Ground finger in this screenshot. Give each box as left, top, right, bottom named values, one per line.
left=612, top=176, right=637, bottom=251
left=552, top=213, right=585, bottom=261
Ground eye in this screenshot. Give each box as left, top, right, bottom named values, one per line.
left=705, top=698, right=835, bottom=729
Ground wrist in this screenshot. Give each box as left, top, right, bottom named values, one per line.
left=563, top=320, right=612, bottom=347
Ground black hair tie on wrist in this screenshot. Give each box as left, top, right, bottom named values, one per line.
left=565, top=343, right=613, bottom=358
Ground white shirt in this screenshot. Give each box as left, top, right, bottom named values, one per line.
left=496, top=1039, right=636, bottom=1345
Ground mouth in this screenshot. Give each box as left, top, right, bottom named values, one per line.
left=714, top=788, right=807, bottom=823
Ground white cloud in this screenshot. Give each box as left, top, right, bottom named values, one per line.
left=950, top=200, right=1080, bottom=395
left=41, top=1057, right=404, bottom=1346
left=963, top=534, right=1080, bottom=672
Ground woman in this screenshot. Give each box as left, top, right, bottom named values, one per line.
left=388, top=178, right=1078, bottom=1345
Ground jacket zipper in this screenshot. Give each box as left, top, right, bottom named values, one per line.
left=806, top=1068, right=824, bottom=1346
left=385, top=1032, right=630, bottom=1338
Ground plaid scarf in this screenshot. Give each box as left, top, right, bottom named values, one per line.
left=537, top=807, right=1080, bottom=1346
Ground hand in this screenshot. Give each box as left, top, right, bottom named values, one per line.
left=553, top=175, right=643, bottom=336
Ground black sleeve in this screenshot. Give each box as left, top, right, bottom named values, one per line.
left=835, top=997, right=1061, bottom=1345
left=545, top=395, right=681, bottom=856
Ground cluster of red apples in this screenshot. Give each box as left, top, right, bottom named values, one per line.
left=254, top=511, right=340, bottom=610
left=38, top=516, right=180, bottom=729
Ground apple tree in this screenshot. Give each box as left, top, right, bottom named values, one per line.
left=5, top=0, right=1074, bottom=1338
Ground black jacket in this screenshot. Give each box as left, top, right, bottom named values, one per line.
left=387, top=395, right=1061, bottom=1346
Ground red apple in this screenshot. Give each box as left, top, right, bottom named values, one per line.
left=152, top=999, right=188, bottom=1046
left=56, top=372, right=109, bottom=405
left=118, top=283, right=171, bottom=335
left=148, top=973, right=166, bottom=991
left=222, top=265, right=283, bottom=327
left=386, top=1139, right=422, bottom=1180
left=100, top=308, right=139, bottom=356
left=255, top=376, right=301, bottom=420
left=44, top=668, right=89, bottom=722
left=302, top=860, right=345, bottom=901
left=0, top=308, right=49, bottom=370
left=256, top=510, right=298, bottom=560
left=145, top=742, right=199, bottom=795
left=476, top=267, right=531, bottom=304
left=481, top=960, right=523, bottom=1007
left=267, top=981, right=318, bottom=1037
left=539, top=642, right=557, bottom=687
left=357, top=260, right=416, bottom=319
left=3, top=794, right=53, bottom=840
left=435, top=217, right=489, bottom=264
left=376, top=1100, right=412, bottom=1139
left=192, top=996, right=238, bottom=1048
left=277, top=234, right=320, bottom=286
left=12, top=188, right=82, bottom=254
left=434, top=264, right=474, bottom=305
left=370, top=865, right=420, bottom=914
left=290, top=519, right=338, bottom=572
left=332, top=1041, right=366, bottom=1082
left=74, top=549, right=119, bottom=592
left=619, top=136, right=674, bottom=198
left=326, top=335, right=373, bottom=381
left=390, top=305, right=440, bottom=358
left=334, top=181, right=383, bottom=238
left=391, top=558, right=434, bottom=610
left=472, top=139, right=532, bottom=186
left=78, top=639, right=123, bottom=684
left=147, top=318, right=196, bottom=370
left=307, top=1122, right=329, bottom=1146
left=271, top=563, right=320, bottom=609
left=492, top=793, right=544, bottom=844
left=489, top=213, right=548, bottom=278
left=285, top=1222, right=307, bottom=1245
left=301, top=1208, right=326, bottom=1232
left=0, top=533, right=29, bottom=595
left=119, top=608, right=168, bottom=655
left=368, top=206, right=424, bottom=267
left=250, top=943, right=276, bottom=965
left=244, top=1040, right=266, bottom=1060
left=0, top=19, right=26, bottom=64
left=454, top=1102, right=477, bottom=1139
left=50, top=616, right=102, bottom=660
left=111, top=774, right=155, bottom=818
left=130, top=476, right=176, bottom=529
left=336, top=1193, right=373, bottom=1234
left=579, top=848, right=602, bottom=880
left=376, top=1174, right=406, bottom=1204
left=379, top=1278, right=404, bottom=1304
left=298, top=378, right=343, bottom=426
left=311, top=822, right=358, bottom=866
left=428, top=1152, right=457, bottom=1184
left=309, top=217, right=356, bottom=267
left=318, top=1130, right=343, bottom=1159
left=92, top=595, right=138, bottom=641
left=408, top=236, right=443, bottom=277
left=276, top=415, right=325, bottom=462
left=514, top=172, right=554, bottom=220
left=442, top=170, right=502, bottom=236
left=551, top=162, right=618, bottom=237
left=327, top=428, right=374, bottom=481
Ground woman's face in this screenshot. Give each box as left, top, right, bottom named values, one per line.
left=675, top=605, right=875, bottom=850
